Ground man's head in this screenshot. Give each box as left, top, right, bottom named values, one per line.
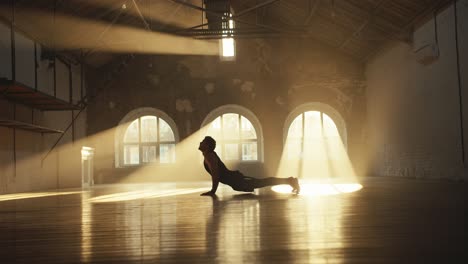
left=199, top=136, right=216, bottom=152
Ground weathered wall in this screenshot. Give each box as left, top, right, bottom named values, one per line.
left=0, top=99, right=87, bottom=194
left=87, top=37, right=366, bottom=182
left=365, top=1, right=468, bottom=180
left=0, top=17, right=87, bottom=194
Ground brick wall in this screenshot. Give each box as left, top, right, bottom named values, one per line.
left=87, top=38, right=366, bottom=180
left=365, top=2, right=468, bottom=180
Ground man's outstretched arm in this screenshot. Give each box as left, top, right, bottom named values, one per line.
left=201, top=154, right=220, bottom=196
left=201, top=174, right=219, bottom=196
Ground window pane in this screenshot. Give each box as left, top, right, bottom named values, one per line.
left=124, top=145, right=139, bottom=165
left=159, top=118, right=175, bottom=142
left=322, top=114, right=340, bottom=160
left=323, top=114, right=339, bottom=137
left=242, top=142, right=257, bottom=161
left=142, top=145, right=157, bottom=163
left=241, top=116, right=256, bottom=139
left=286, top=139, right=302, bottom=160
left=324, top=138, right=340, bottom=160
left=204, top=112, right=261, bottom=163
left=288, top=115, right=302, bottom=139
left=141, top=116, right=157, bottom=142
left=304, top=111, right=322, bottom=139
left=207, top=117, right=222, bottom=140
left=124, top=119, right=139, bottom=143
left=223, top=113, right=239, bottom=139
left=303, top=139, right=322, bottom=160
left=160, top=144, right=175, bottom=163
left=224, top=143, right=239, bottom=160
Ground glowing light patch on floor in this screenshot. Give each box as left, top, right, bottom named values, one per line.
left=89, top=188, right=207, bottom=203
left=0, top=191, right=83, bottom=202
left=272, top=183, right=362, bottom=196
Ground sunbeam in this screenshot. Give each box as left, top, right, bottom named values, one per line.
left=276, top=110, right=361, bottom=195
left=0, top=7, right=218, bottom=55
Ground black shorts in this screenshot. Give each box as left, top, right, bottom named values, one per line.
left=221, top=171, right=256, bottom=192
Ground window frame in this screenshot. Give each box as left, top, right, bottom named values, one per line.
left=201, top=105, right=264, bottom=163
left=115, top=108, right=179, bottom=168
left=283, top=103, right=348, bottom=158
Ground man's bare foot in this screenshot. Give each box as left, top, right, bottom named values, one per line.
left=201, top=191, right=217, bottom=196
left=288, top=177, right=301, bottom=194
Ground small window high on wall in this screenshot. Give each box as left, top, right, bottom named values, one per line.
left=122, top=115, right=176, bottom=165
left=203, top=105, right=263, bottom=162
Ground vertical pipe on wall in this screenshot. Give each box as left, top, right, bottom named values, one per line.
left=11, top=0, right=16, bottom=180
left=13, top=104, right=16, bottom=179
left=156, top=117, right=160, bottom=162
left=33, top=42, right=37, bottom=127
left=10, top=0, right=15, bottom=82
left=71, top=110, right=75, bottom=142
left=454, top=0, right=465, bottom=167
left=68, top=63, right=72, bottom=103
left=70, top=64, right=75, bottom=142
left=34, top=42, right=37, bottom=90
left=434, top=11, right=439, bottom=46
left=54, top=0, right=60, bottom=187
left=53, top=59, right=56, bottom=97
left=139, top=117, right=142, bottom=164
left=53, top=0, right=57, bottom=97
left=80, top=50, right=84, bottom=103
left=56, top=150, right=59, bottom=188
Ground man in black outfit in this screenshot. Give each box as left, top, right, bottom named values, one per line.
left=199, top=136, right=300, bottom=196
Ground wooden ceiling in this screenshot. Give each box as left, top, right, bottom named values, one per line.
left=229, top=0, right=452, bottom=60
left=0, top=0, right=453, bottom=65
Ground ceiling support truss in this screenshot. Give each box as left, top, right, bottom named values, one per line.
left=303, top=0, right=320, bottom=26
left=338, top=0, right=386, bottom=49
left=363, top=0, right=453, bottom=61
left=171, top=0, right=285, bottom=38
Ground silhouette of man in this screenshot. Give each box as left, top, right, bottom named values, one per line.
left=199, top=136, right=300, bottom=196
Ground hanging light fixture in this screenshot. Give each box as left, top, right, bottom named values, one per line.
left=220, top=13, right=235, bottom=59
left=203, top=0, right=235, bottom=60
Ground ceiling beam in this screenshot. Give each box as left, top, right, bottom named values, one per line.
left=340, top=0, right=403, bottom=34
left=338, top=0, right=386, bottom=49
left=180, top=27, right=279, bottom=38
left=235, top=0, right=280, bottom=18
left=83, top=2, right=127, bottom=58
left=303, top=0, right=320, bottom=26
left=170, top=0, right=292, bottom=34
left=170, top=0, right=224, bottom=19
left=177, top=0, right=280, bottom=33
left=131, top=0, right=150, bottom=31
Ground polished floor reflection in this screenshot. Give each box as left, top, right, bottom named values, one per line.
left=0, top=178, right=466, bottom=263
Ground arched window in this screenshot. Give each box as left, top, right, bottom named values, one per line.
left=115, top=108, right=179, bottom=167
left=284, top=103, right=347, bottom=160
left=202, top=105, right=263, bottom=162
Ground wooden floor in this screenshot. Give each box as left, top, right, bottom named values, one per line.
left=0, top=177, right=466, bottom=263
